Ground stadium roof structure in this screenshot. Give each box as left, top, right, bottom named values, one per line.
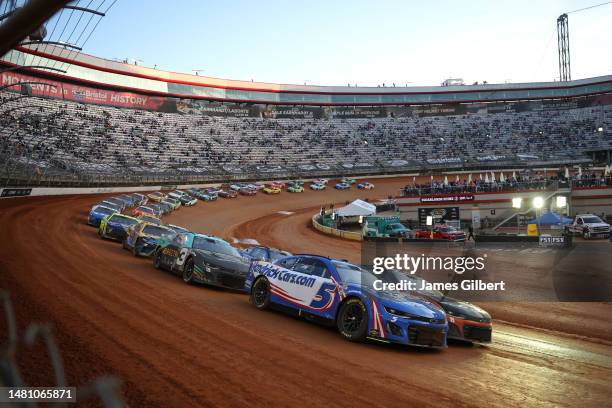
left=0, top=39, right=611, bottom=106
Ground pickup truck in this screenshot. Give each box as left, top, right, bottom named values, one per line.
left=362, top=216, right=415, bottom=238
left=415, top=224, right=466, bottom=241
left=566, top=214, right=610, bottom=239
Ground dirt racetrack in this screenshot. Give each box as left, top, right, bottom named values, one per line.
left=1, top=176, right=611, bottom=407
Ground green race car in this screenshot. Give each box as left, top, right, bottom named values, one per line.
left=287, top=184, right=304, bottom=193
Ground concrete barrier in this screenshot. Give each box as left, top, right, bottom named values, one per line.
left=311, top=214, right=362, bottom=241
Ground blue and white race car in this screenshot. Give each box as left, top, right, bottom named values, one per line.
left=245, top=255, right=448, bottom=347
left=334, top=182, right=351, bottom=190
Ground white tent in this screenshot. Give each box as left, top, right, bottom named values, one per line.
left=468, top=174, right=472, bottom=183
left=564, top=167, right=570, bottom=179
left=512, top=170, right=517, bottom=179
left=336, top=199, right=376, bottom=217
left=500, top=172, right=506, bottom=183
left=479, top=173, right=483, bottom=180
left=485, top=173, right=490, bottom=183
left=491, top=171, right=496, bottom=182
left=444, top=175, right=449, bottom=186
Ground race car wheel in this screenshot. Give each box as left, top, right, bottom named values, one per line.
left=251, top=277, right=271, bottom=310
left=336, top=298, right=368, bottom=342
left=182, top=258, right=195, bottom=284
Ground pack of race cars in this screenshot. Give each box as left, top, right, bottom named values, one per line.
left=87, top=185, right=491, bottom=350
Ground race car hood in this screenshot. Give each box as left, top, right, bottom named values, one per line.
left=360, top=285, right=446, bottom=322
left=193, top=250, right=250, bottom=275
left=438, top=297, right=491, bottom=323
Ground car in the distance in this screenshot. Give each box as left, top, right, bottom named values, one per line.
left=147, top=192, right=166, bottom=203
left=310, top=183, right=326, bottom=190
left=168, top=191, right=197, bottom=206
left=88, top=205, right=117, bottom=227
left=163, top=197, right=182, bottom=210
left=357, top=182, right=375, bottom=190
left=287, top=184, right=304, bottom=193
left=334, top=182, right=350, bottom=190
left=263, top=186, right=281, bottom=195
left=218, top=189, right=238, bottom=199
left=240, top=187, right=257, bottom=196
left=131, top=206, right=159, bottom=218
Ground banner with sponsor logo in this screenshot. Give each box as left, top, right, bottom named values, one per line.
left=420, top=194, right=475, bottom=203
left=418, top=207, right=460, bottom=225
left=176, top=100, right=257, bottom=117
left=426, top=158, right=462, bottom=165
left=1, top=71, right=172, bottom=111
left=1, top=188, right=32, bottom=197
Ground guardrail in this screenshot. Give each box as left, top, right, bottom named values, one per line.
left=311, top=214, right=362, bottom=241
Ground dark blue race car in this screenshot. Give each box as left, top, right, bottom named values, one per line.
left=87, top=204, right=117, bottom=227
left=241, top=245, right=292, bottom=262
left=98, top=213, right=139, bottom=241
left=245, top=255, right=448, bottom=347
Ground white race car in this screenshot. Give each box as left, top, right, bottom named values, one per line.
left=310, top=183, right=326, bottom=190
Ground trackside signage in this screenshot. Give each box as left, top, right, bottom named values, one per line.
left=420, top=195, right=474, bottom=203
left=0, top=188, right=32, bottom=197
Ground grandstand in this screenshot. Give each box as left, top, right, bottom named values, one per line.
left=1, top=44, right=611, bottom=186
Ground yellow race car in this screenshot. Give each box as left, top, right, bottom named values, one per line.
left=147, top=191, right=166, bottom=202
left=263, top=187, right=281, bottom=194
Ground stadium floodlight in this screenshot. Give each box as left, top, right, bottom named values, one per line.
left=598, top=127, right=604, bottom=132
left=512, top=197, right=522, bottom=209
left=533, top=196, right=544, bottom=209
left=556, top=196, right=567, bottom=208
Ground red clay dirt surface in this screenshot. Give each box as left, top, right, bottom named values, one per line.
left=1, top=176, right=611, bottom=407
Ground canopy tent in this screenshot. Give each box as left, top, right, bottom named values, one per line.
left=527, top=212, right=573, bottom=225
left=336, top=199, right=376, bottom=217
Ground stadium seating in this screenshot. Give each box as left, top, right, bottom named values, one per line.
left=1, top=92, right=611, bottom=181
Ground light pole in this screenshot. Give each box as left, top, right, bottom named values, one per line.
left=533, top=196, right=544, bottom=236
left=512, top=197, right=522, bottom=234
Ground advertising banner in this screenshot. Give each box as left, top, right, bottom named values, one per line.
left=418, top=207, right=460, bottom=225
left=0, top=188, right=32, bottom=197
left=420, top=194, right=475, bottom=203
left=1, top=71, right=171, bottom=111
